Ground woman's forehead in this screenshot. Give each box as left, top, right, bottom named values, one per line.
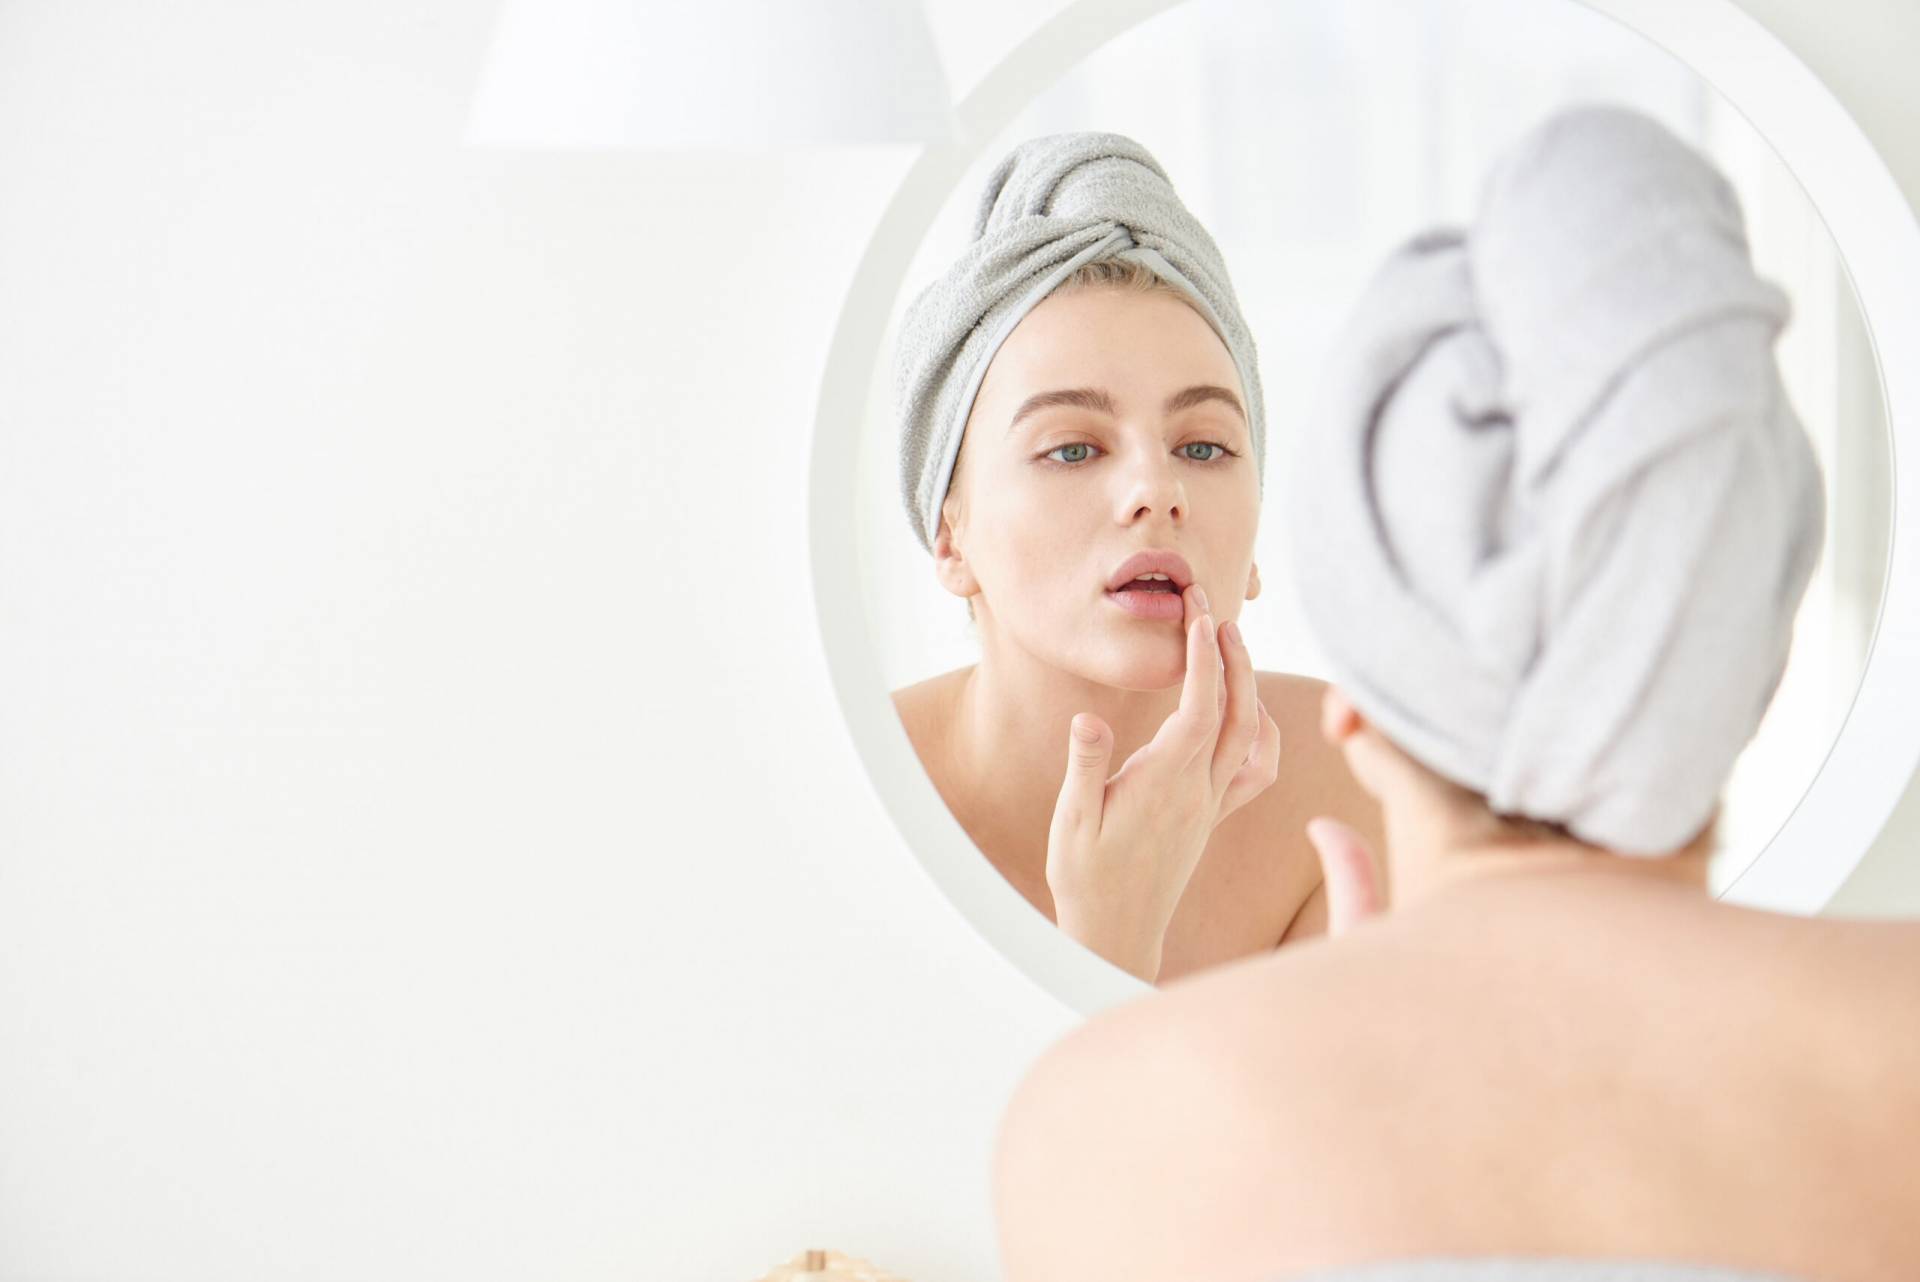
left=982, top=288, right=1242, bottom=408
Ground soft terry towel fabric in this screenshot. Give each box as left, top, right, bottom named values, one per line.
left=1280, top=1258, right=1813, bottom=1282
left=1288, top=105, right=1825, bottom=855
left=895, top=131, right=1265, bottom=553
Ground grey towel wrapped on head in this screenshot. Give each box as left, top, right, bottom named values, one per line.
left=1288, top=106, right=1825, bottom=855
left=894, top=131, right=1265, bottom=553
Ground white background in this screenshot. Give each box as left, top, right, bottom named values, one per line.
left=0, top=2, right=1913, bottom=1280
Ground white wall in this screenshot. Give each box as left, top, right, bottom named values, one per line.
left=0, top=4, right=1911, bottom=1282
left=0, top=6, right=1067, bottom=1279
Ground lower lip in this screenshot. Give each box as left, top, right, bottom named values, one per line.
left=1104, top=587, right=1185, bottom=621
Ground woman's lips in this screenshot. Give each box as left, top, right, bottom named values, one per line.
left=1105, top=584, right=1185, bottom=621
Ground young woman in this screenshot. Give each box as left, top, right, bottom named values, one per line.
left=992, top=108, right=1920, bottom=1281
left=889, top=133, right=1383, bottom=984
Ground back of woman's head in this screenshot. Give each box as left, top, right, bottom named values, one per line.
left=1288, top=105, right=1826, bottom=857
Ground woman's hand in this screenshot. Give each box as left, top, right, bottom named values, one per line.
left=1045, top=585, right=1281, bottom=981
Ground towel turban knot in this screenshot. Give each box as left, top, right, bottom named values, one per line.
left=1288, top=106, right=1826, bottom=855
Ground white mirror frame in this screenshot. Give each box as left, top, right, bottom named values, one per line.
left=809, top=0, right=1920, bottom=1015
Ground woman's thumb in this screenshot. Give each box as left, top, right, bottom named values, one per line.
left=1053, top=715, right=1112, bottom=832
left=1304, top=817, right=1384, bottom=936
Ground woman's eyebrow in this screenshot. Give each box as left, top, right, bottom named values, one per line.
left=1006, top=384, right=1244, bottom=435
left=1163, top=384, right=1246, bottom=421
left=1006, top=387, right=1118, bottom=434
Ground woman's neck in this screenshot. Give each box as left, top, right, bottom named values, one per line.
left=1380, top=788, right=1715, bottom=913
left=937, top=629, right=1188, bottom=844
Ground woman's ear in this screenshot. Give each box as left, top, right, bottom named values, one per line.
left=1320, top=685, right=1400, bottom=802
left=1320, top=684, right=1363, bottom=745
left=1323, top=685, right=1455, bottom=811
left=932, top=507, right=980, bottom=600
left=1245, top=561, right=1262, bottom=601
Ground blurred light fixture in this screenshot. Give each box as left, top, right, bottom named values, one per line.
left=466, top=0, right=956, bottom=147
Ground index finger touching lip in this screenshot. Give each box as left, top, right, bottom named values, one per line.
left=1174, top=586, right=1220, bottom=744
left=1184, top=582, right=1210, bottom=628
left=1215, top=617, right=1259, bottom=756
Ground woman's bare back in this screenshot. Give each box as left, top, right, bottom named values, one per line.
left=1048, top=876, right=1920, bottom=1282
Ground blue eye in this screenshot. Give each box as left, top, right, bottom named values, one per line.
left=1183, top=442, right=1225, bottom=461
left=1046, top=442, right=1096, bottom=464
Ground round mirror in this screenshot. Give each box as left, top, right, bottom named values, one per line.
left=812, top=0, right=1920, bottom=1013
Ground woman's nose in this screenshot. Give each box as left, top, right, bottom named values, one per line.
left=1115, top=449, right=1186, bottom=524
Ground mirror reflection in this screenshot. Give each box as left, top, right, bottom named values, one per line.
left=860, top=0, right=1890, bottom=986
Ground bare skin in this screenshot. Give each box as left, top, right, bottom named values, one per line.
left=994, top=688, right=1920, bottom=1282
left=893, top=663, right=1378, bottom=981
left=893, top=281, right=1383, bottom=983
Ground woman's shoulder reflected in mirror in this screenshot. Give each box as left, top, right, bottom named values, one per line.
left=1198, top=669, right=1386, bottom=956
left=1239, top=669, right=1384, bottom=946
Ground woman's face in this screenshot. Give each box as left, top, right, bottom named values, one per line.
left=936, top=284, right=1261, bottom=690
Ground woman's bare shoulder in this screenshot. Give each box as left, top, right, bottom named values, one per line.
left=1248, top=670, right=1331, bottom=761
left=1248, top=670, right=1375, bottom=823
left=889, top=665, right=974, bottom=749
left=994, top=939, right=1361, bottom=1282
left=890, top=665, right=972, bottom=709
left=1002, top=908, right=1920, bottom=1282
left=1252, top=667, right=1332, bottom=706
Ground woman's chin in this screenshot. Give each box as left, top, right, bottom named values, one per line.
left=1086, top=641, right=1189, bottom=691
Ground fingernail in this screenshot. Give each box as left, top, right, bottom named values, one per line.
left=1192, top=586, right=1210, bottom=615
left=1222, top=620, right=1242, bottom=648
